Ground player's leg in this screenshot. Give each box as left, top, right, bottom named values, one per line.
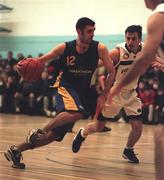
left=154, top=111, right=164, bottom=180
left=43, top=111, right=82, bottom=132
left=72, top=119, right=106, bottom=153
left=4, top=130, right=58, bottom=169
left=123, top=93, right=142, bottom=163
left=5, top=84, right=84, bottom=169
left=4, top=123, right=74, bottom=169
left=27, top=84, right=85, bottom=146
left=72, top=97, right=121, bottom=153
left=122, top=118, right=142, bottom=163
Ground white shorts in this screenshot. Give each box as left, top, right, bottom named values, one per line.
left=102, top=89, right=142, bottom=118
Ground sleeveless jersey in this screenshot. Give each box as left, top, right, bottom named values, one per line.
left=154, top=3, right=164, bottom=59
left=53, top=40, right=99, bottom=93
left=114, top=42, right=143, bottom=90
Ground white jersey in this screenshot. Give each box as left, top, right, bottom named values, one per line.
left=113, top=42, right=143, bottom=90
left=154, top=3, right=164, bottom=59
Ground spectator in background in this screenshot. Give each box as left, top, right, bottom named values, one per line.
left=0, top=74, right=6, bottom=112
left=3, top=76, right=17, bottom=113
left=5, top=51, right=17, bottom=67
left=16, top=53, right=25, bottom=61
left=139, top=83, right=156, bottom=124
left=154, top=86, right=164, bottom=124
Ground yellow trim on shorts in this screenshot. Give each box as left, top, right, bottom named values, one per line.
left=58, top=87, right=78, bottom=111
left=52, top=74, right=61, bottom=88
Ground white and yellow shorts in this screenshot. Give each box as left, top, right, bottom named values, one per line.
left=102, top=89, right=142, bottom=121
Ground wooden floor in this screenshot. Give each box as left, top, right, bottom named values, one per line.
left=0, top=114, right=156, bottom=180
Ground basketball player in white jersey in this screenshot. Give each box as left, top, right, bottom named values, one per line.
left=72, top=25, right=143, bottom=164
left=108, top=1, right=164, bottom=179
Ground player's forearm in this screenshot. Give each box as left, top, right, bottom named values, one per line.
left=38, top=51, right=56, bottom=63
left=98, top=75, right=105, bottom=90
left=38, top=43, right=65, bottom=63
left=101, top=70, right=115, bottom=97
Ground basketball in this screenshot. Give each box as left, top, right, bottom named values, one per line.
left=17, top=58, right=44, bottom=82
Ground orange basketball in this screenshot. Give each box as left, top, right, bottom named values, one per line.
left=17, top=58, right=44, bottom=82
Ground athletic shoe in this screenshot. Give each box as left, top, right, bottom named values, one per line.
left=4, top=146, right=25, bottom=169
left=122, top=148, right=139, bottom=163
left=100, top=126, right=112, bottom=132
left=72, top=128, right=85, bottom=153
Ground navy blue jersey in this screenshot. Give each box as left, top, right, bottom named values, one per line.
left=55, top=40, right=99, bottom=93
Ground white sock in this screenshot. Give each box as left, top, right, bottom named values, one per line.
left=125, top=147, right=133, bottom=149
left=80, top=128, right=87, bottom=138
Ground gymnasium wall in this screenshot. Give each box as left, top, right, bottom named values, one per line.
left=0, top=35, right=125, bottom=57
left=0, top=0, right=148, bottom=57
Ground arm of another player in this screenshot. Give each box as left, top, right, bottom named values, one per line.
left=109, top=47, right=120, bottom=67
left=98, top=43, right=116, bottom=97
left=94, top=43, right=116, bottom=118
left=96, top=48, right=120, bottom=91
left=38, top=43, right=66, bottom=63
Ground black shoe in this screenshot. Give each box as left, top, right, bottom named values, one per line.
left=122, top=148, right=139, bottom=163
left=26, top=129, right=45, bottom=147
left=72, top=128, right=85, bottom=153
left=100, top=126, right=112, bottom=132
left=4, top=146, right=25, bottom=169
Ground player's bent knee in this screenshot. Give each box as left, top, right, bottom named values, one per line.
left=52, top=131, right=68, bottom=142
left=26, top=129, right=45, bottom=149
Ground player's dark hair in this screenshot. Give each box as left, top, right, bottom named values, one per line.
left=125, top=25, right=142, bottom=39
left=76, top=17, right=95, bottom=31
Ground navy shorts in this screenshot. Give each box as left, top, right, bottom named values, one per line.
left=54, top=85, right=88, bottom=117
left=51, top=83, right=93, bottom=140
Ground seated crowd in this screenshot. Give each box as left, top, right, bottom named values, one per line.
left=0, top=51, right=164, bottom=124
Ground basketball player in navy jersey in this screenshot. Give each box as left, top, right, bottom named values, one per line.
left=4, top=17, right=115, bottom=169
left=72, top=25, right=143, bottom=164
left=108, top=1, right=164, bottom=179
